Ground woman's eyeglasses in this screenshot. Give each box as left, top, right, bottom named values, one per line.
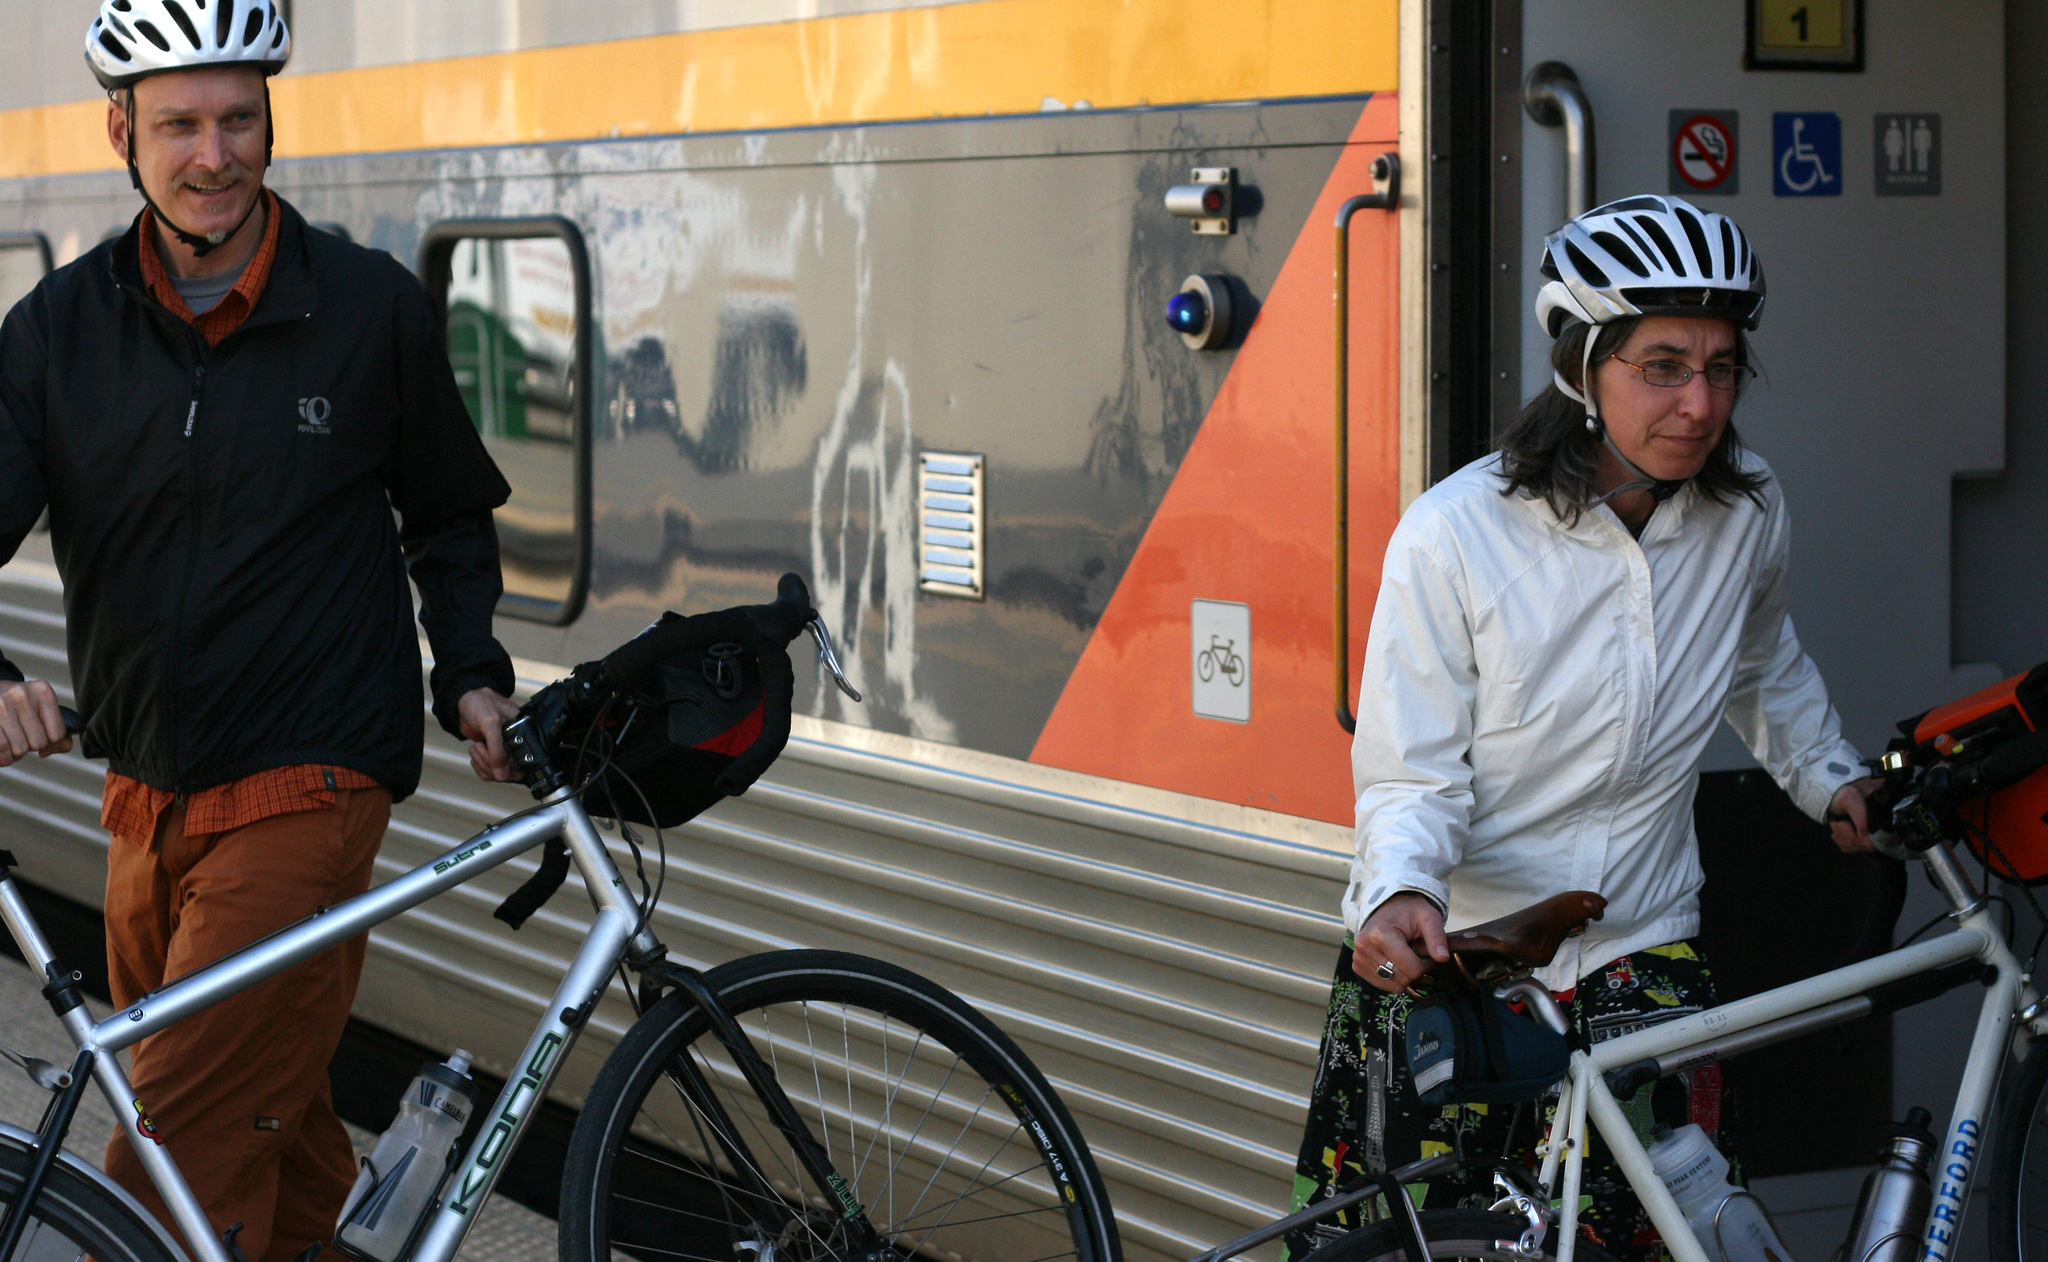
left=1608, top=355, right=1756, bottom=392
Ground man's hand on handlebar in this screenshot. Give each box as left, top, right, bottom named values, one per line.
left=458, top=687, right=521, bottom=782
left=1353, top=892, right=1449, bottom=994
left=1826, top=777, right=1883, bottom=854
left=0, top=679, right=72, bottom=766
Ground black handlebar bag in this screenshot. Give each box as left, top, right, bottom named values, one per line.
left=571, top=624, right=790, bottom=829
left=493, top=576, right=810, bottom=931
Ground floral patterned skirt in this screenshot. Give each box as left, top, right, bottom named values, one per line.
left=1284, top=940, right=1733, bottom=1262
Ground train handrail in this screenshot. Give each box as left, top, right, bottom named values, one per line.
left=1333, top=151, right=1400, bottom=735
left=1524, top=60, right=1596, bottom=218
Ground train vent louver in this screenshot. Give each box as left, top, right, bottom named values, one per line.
left=919, top=452, right=985, bottom=599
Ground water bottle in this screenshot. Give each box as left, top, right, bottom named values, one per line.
left=1838, top=1108, right=1935, bottom=1262
left=335, top=1050, right=478, bottom=1262
left=1648, top=1123, right=1796, bottom=1262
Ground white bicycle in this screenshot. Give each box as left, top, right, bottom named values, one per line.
left=1189, top=671, right=2048, bottom=1262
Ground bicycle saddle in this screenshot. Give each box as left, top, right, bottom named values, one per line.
left=1425, top=891, right=1607, bottom=987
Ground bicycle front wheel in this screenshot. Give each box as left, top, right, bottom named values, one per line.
left=0, top=1133, right=178, bottom=1262
left=1989, top=1032, right=2048, bottom=1261
left=1297, top=1211, right=1622, bottom=1262
left=560, top=949, right=1119, bottom=1262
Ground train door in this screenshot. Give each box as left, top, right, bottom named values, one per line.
left=1493, top=0, right=2006, bottom=1250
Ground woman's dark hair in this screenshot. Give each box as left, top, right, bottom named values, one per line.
left=1495, top=316, right=1768, bottom=523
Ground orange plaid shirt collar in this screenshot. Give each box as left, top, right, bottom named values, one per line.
left=137, top=187, right=281, bottom=347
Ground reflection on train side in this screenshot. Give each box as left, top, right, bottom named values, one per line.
left=443, top=235, right=580, bottom=612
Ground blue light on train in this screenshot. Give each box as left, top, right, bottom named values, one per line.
left=1165, top=291, right=1210, bottom=336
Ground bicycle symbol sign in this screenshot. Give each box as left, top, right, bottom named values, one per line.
left=1773, top=111, right=1841, bottom=197
left=1191, top=599, right=1251, bottom=722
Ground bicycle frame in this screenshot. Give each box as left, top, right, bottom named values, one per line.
left=1536, top=841, right=2035, bottom=1262
left=0, top=787, right=658, bottom=1262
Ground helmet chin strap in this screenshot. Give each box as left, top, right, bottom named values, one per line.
left=1554, top=336, right=1685, bottom=509
left=121, top=84, right=268, bottom=261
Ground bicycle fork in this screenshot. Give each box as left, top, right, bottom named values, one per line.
left=648, top=962, right=896, bottom=1262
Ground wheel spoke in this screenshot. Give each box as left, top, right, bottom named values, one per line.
left=561, top=954, right=1113, bottom=1262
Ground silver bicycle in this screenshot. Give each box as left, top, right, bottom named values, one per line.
left=0, top=576, right=1119, bottom=1262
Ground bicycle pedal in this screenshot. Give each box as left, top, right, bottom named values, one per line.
left=221, top=1221, right=251, bottom=1262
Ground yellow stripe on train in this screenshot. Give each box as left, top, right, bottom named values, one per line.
left=0, top=0, right=1396, bottom=179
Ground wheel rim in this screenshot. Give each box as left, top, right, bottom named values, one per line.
left=2015, top=1080, right=2048, bottom=1259
left=595, top=994, right=1094, bottom=1262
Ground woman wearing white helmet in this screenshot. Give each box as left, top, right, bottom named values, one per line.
left=1283, top=196, right=1877, bottom=1261
left=87, top=0, right=290, bottom=260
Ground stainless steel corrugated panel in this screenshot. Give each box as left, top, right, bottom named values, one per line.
left=1, top=568, right=1351, bottom=1262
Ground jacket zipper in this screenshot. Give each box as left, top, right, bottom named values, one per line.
left=183, top=365, right=203, bottom=437
left=167, top=355, right=207, bottom=790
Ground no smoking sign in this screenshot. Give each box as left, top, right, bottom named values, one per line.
left=1668, top=110, right=1739, bottom=196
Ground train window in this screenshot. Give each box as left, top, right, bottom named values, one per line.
left=420, top=218, right=591, bottom=625
left=0, top=233, right=53, bottom=314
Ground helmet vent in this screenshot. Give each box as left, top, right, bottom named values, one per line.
left=160, top=1, right=201, bottom=50
left=132, top=18, right=172, bottom=51
left=269, top=21, right=284, bottom=49
left=111, top=0, right=132, bottom=9
left=1718, top=221, right=1737, bottom=280
left=1563, top=241, right=1610, bottom=288
left=1674, top=206, right=1713, bottom=276
left=1631, top=215, right=1687, bottom=274
left=1604, top=196, right=1663, bottom=214
left=244, top=7, right=264, bottom=46
left=1589, top=230, right=1646, bottom=278
left=1613, top=216, right=1656, bottom=262
left=97, top=28, right=133, bottom=60
left=217, top=0, right=236, bottom=49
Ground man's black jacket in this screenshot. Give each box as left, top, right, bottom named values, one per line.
left=0, top=195, right=514, bottom=802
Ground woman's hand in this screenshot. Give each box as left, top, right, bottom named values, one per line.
left=1825, top=777, right=1882, bottom=853
left=1352, top=892, right=1450, bottom=993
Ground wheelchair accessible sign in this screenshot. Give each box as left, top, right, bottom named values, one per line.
left=1773, top=112, right=1840, bottom=196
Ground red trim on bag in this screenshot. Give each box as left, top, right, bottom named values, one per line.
left=696, top=700, right=765, bottom=756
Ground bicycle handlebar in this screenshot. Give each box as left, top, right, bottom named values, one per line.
left=596, top=572, right=814, bottom=694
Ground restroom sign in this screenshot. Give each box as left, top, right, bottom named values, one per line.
left=1874, top=114, right=1940, bottom=195
left=1669, top=111, right=1739, bottom=195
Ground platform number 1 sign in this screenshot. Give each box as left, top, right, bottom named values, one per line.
left=1748, top=0, right=1862, bottom=71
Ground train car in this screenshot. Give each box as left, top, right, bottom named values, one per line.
left=0, top=2, right=2040, bottom=1259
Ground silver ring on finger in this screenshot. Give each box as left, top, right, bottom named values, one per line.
left=1375, top=960, right=1398, bottom=980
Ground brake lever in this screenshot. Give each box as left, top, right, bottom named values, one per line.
left=805, top=616, right=862, bottom=702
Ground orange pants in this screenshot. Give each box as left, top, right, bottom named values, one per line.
left=102, top=788, right=389, bottom=1262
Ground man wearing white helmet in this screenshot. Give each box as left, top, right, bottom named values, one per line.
left=0, top=2, right=521, bottom=1258
left=1284, top=196, right=1878, bottom=1261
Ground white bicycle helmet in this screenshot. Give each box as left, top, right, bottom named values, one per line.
left=1534, top=195, right=1765, bottom=339
left=86, top=0, right=290, bottom=91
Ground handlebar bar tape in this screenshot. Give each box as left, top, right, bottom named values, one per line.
left=595, top=573, right=814, bottom=694
left=1977, top=729, right=2048, bottom=793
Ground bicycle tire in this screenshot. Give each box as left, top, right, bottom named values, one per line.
left=559, top=949, right=1120, bottom=1262
left=1297, top=1210, right=1622, bottom=1262
left=1988, top=1032, right=2048, bottom=1261
left=0, top=1131, right=178, bottom=1262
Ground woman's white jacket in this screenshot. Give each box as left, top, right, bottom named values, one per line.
left=1343, top=451, right=1864, bottom=991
